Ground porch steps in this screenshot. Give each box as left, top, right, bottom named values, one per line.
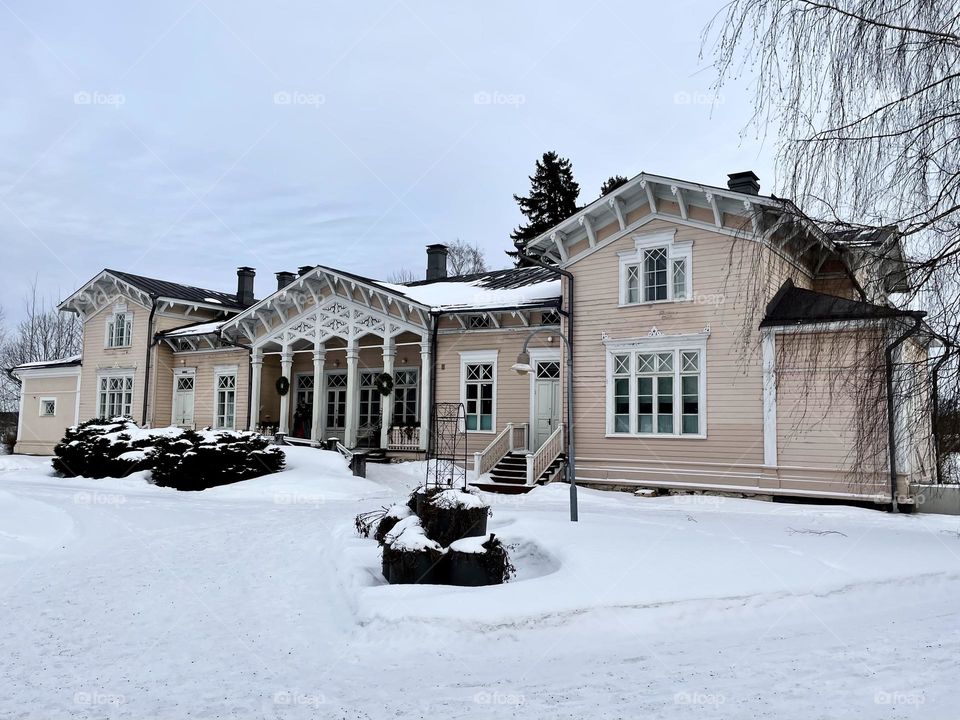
left=470, top=452, right=567, bottom=494
left=353, top=448, right=391, bottom=464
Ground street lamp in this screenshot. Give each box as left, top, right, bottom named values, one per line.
left=512, top=326, right=577, bottom=522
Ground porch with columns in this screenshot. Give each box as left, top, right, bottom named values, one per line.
left=248, top=333, right=431, bottom=451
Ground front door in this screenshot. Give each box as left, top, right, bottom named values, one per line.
left=173, top=370, right=196, bottom=428
left=533, top=361, right=561, bottom=450
left=325, top=371, right=347, bottom=440
left=292, top=373, right=314, bottom=438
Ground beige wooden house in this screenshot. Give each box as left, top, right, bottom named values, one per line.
left=11, top=170, right=936, bottom=506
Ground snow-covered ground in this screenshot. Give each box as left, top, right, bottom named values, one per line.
left=1, top=448, right=959, bottom=719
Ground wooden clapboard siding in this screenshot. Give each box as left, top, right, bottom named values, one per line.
left=14, top=371, right=80, bottom=454
left=434, top=328, right=556, bottom=459
left=170, top=348, right=249, bottom=429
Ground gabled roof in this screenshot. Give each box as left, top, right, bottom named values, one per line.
left=104, top=270, right=248, bottom=310
left=760, top=279, right=924, bottom=328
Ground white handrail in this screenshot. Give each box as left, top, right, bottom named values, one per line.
left=526, top=424, right=564, bottom=485
left=335, top=441, right=354, bottom=460
left=473, top=422, right=515, bottom=480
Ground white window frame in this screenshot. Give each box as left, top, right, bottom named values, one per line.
left=605, top=333, right=707, bottom=439
left=618, top=229, right=692, bottom=306
left=96, top=369, right=135, bottom=419
left=526, top=348, right=562, bottom=434
left=459, top=350, right=498, bottom=434
left=213, top=365, right=238, bottom=430
left=392, top=368, right=420, bottom=425
left=39, top=397, right=57, bottom=417
left=105, top=305, right=133, bottom=348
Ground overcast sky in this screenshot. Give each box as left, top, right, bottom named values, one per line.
left=0, top=1, right=772, bottom=319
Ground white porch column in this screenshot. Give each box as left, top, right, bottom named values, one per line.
left=249, top=347, right=263, bottom=431
left=278, top=346, right=293, bottom=436
left=380, top=338, right=395, bottom=449
left=311, top=345, right=325, bottom=446
left=419, top=338, right=432, bottom=451
left=344, top=340, right=360, bottom=448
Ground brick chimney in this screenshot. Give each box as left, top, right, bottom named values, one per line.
left=426, top=244, right=448, bottom=281
left=727, top=171, right=760, bottom=195
left=236, top=267, right=255, bottom=306
left=276, top=271, right=296, bottom=291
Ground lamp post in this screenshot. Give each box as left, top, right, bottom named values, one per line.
left=512, top=326, right=578, bottom=522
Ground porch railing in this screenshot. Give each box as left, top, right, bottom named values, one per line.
left=387, top=425, right=421, bottom=451
left=473, top=422, right=518, bottom=480
left=526, top=424, right=564, bottom=485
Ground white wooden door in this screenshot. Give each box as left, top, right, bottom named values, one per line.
left=533, top=374, right=561, bottom=450
left=173, top=372, right=196, bottom=428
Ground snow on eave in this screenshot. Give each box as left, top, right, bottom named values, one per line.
left=10, top=355, right=82, bottom=376
left=378, top=278, right=562, bottom=313
left=160, top=321, right=226, bottom=338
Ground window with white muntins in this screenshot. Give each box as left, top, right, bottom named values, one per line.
left=39, top=397, right=57, bottom=417
left=619, top=230, right=692, bottom=305
left=608, top=338, right=705, bottom=437
left=98, top=372, right=134, bottom=418
left=393, top=369, right=419, bottom=425
left=215, top=369, right=237, bottom=429
left=460, top=351, right=497, bottom=432
left=106, top=309, right=133, bottom=348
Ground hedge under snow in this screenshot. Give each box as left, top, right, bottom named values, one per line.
left=52, top=418, right=285, bottom=490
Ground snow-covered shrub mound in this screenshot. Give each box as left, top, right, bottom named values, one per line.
left=51, top=419, right=284, bottom=489
left=52, top=418, right=164, bottom=478
left=381, top=516, right=446, bottom=584
left=447, top=534, right=514, bottom=586
left=150, top=430, right=284, bottom=491
left=418, top=487, right=490, bottom=547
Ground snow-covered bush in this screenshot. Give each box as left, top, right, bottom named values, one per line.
left=52, top=418, right=284, bottom=489
left=150, top=430, right=284, bottom=491
left=448, top=534, right=514, bottom=586
left=381, top=516, right=447, bottom=584
left=52, top=418, right=158, bottom=478
left=418, top=488, right=490, bottom=547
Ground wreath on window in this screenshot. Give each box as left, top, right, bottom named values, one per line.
left=374, top=372, right=394, bottom=397
left=275, top=376, right=290, bottom=396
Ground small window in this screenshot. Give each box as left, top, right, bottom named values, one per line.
left=107, top=312, right=132, bottom=348
left=539, top=310, right=560, bottom=326
left=536, top=361, right=561, bottom=379
left=39, top=398, right=57, bottom=417
left=612, top=354, right=630, bottom=433
left=468, top=315, right=491, bottom=329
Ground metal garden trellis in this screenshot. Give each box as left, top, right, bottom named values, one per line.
left=425, top=402, right=467, bottom=490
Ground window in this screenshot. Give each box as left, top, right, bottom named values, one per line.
left=215, top=371, right=237, bottom=429
left=107, top=311, right=132, bottom=348
left=468, top=315, right=491, bottom=329
left=540, top=310, right=560, bottom=326
left=358, top=371, right=382, bottom=428
left=326, top=372, right=347, bottom=429
left=619, top=230, right=692, bottom=305
left=39, top=398, right=57, bottom=417
left=98, top=373, right=134, bottom=418
left=536, top=361, right=560, bottom=379
left=393, top=369, right=419, bottom=425
left=607, top=344, right=705, bottom=437
left=461, top=352, right=496, bottom=432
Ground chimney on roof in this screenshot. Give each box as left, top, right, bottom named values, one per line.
left=426, top=244, right=448, bottom=281
left=236, top=267, right=255, bottom=306
left=276, top=271, right=296, bottom=291
left=298, top=265, right=313, bottom=277
left=727, top=170, right=760, bottom=195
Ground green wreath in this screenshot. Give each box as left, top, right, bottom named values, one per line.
left=276, top=376, right=290, bottom=396
left=374, top=372, right=394, bottom=396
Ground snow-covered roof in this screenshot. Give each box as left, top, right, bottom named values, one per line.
left=10, top=355, right=81, bottom=374
left=161, top=321, right=226, bottom=338
left=383, top=267, right=561, bottom=312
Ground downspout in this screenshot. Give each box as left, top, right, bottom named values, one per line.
left=428, top=312, right=439, bottom=456
left=885, top=315, right=923, bottom=512
left=140, top=296, right=159, bottom=426
left=517, top=252, right=577, bottom=521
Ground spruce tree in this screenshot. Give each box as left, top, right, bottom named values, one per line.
left=508, top=152, right=581, bottom=265
left=599, top=175, right=629, bottom=197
